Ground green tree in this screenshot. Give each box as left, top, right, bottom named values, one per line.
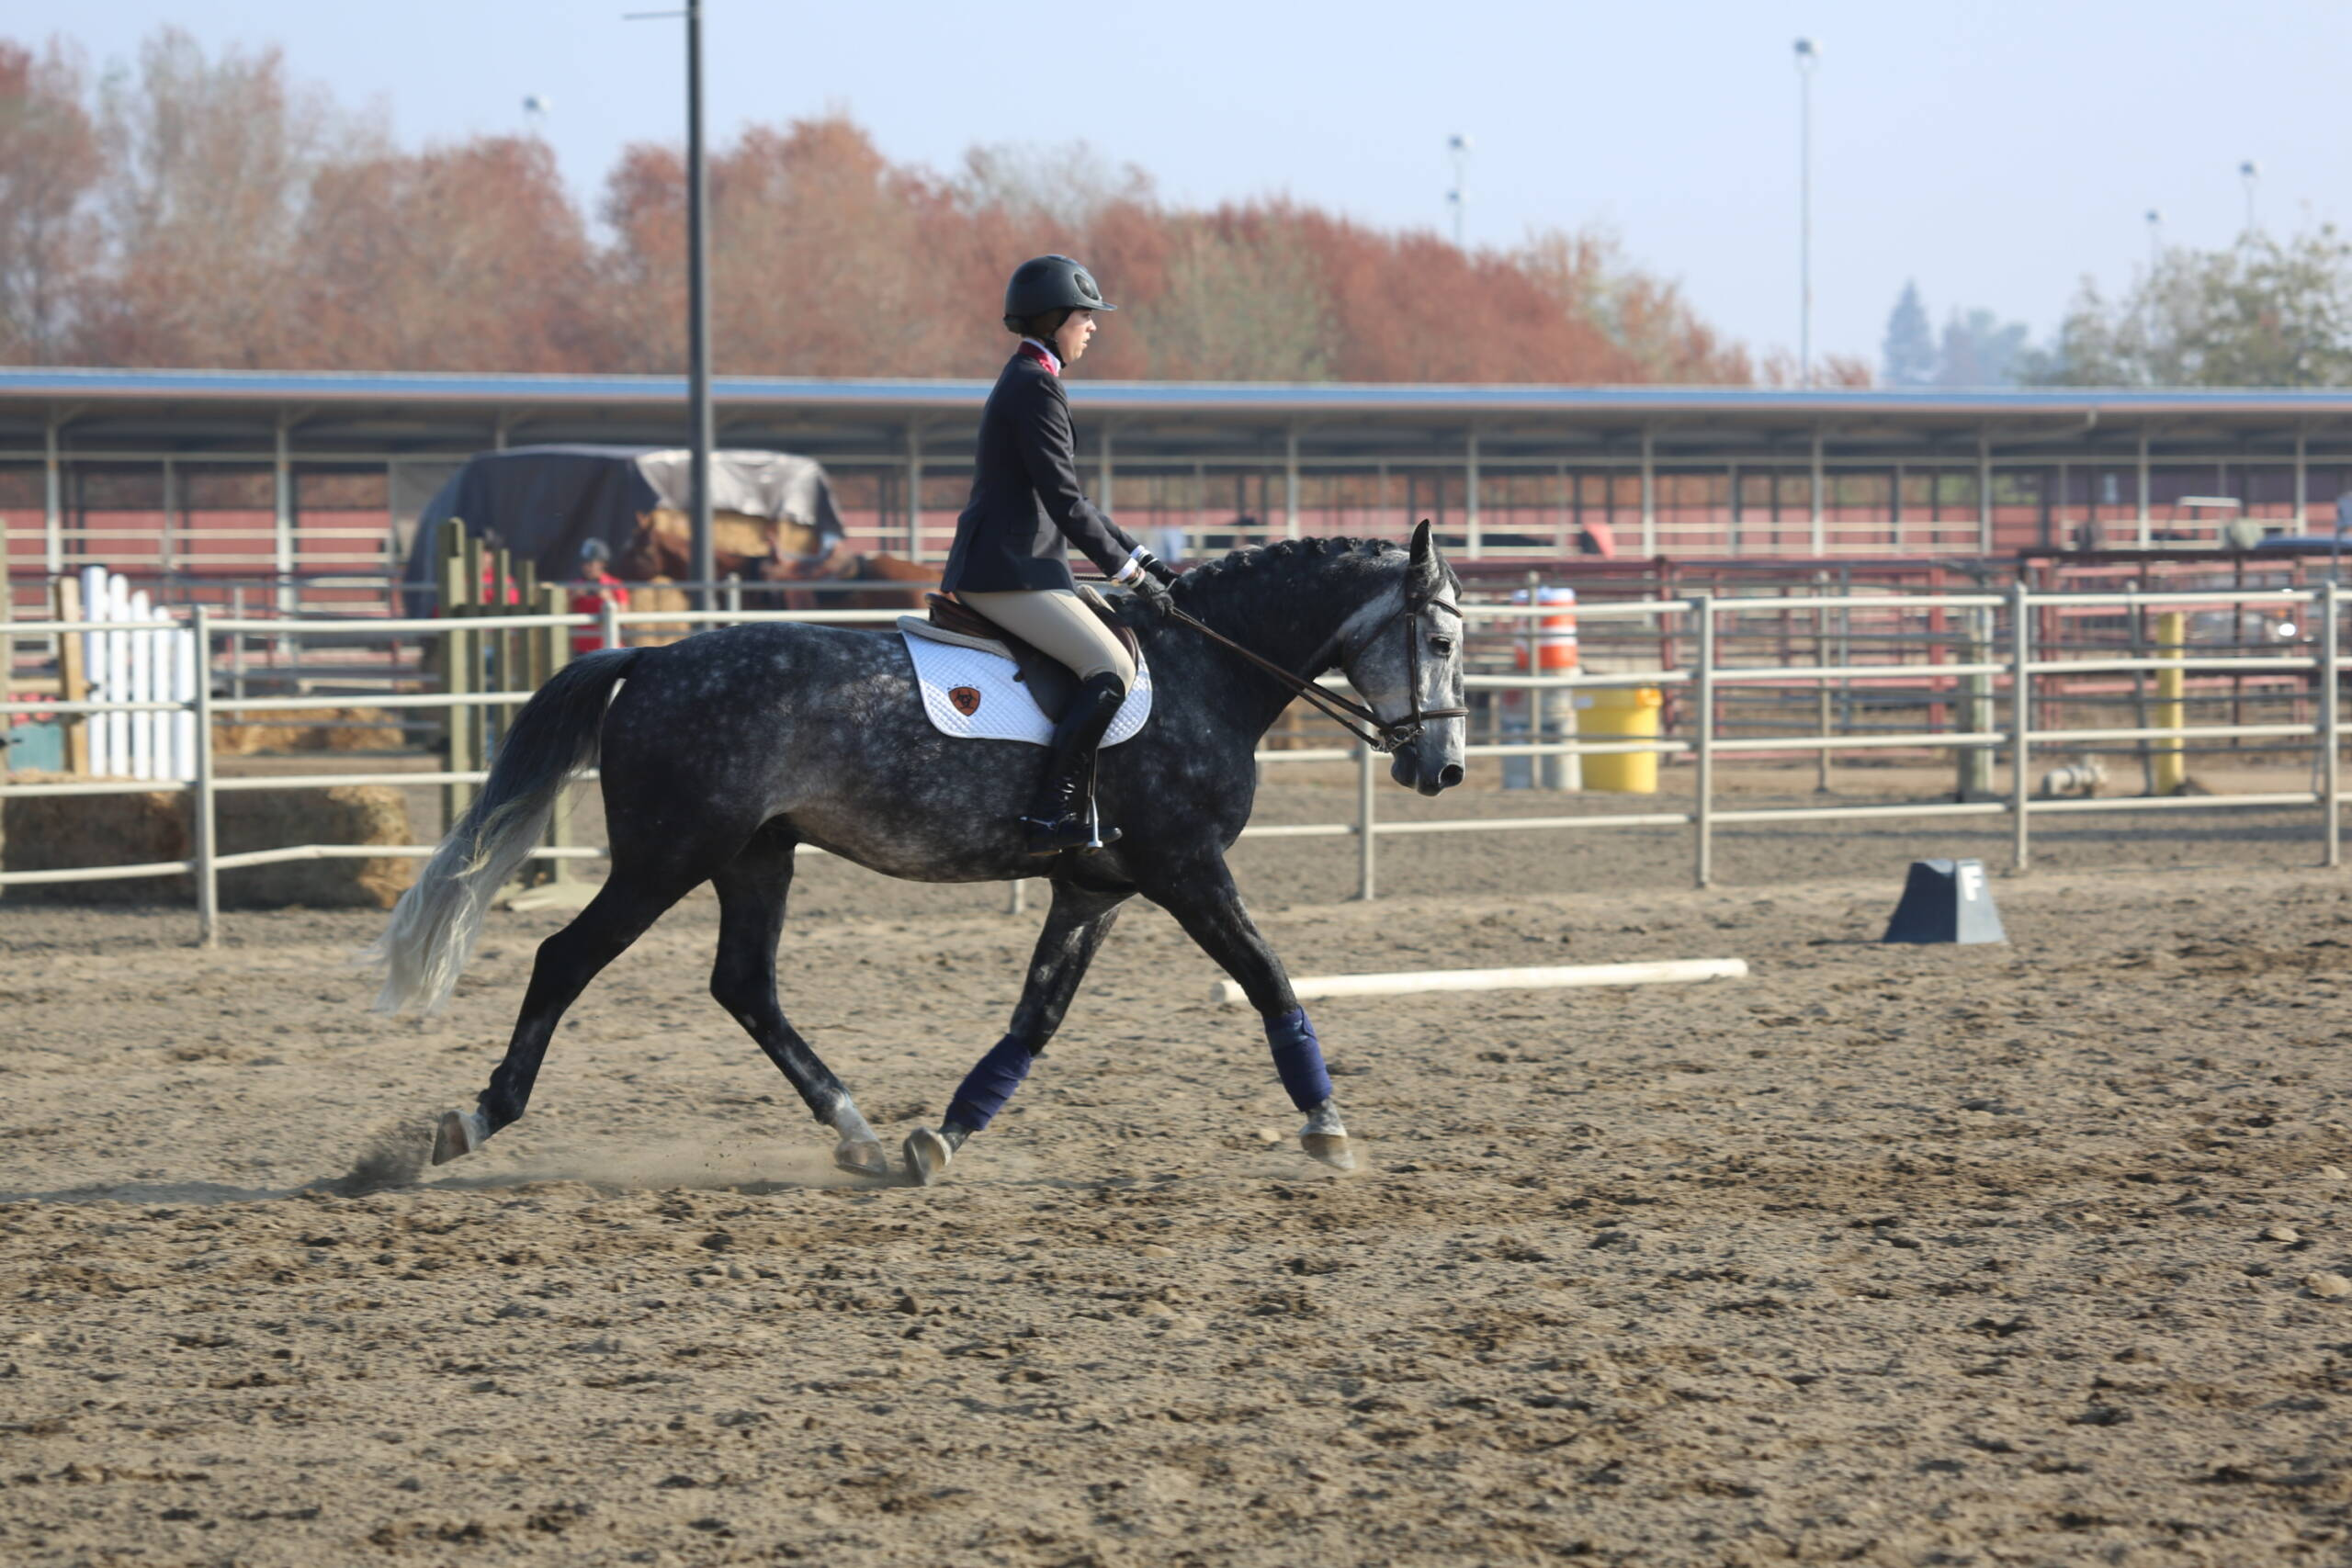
left=1936, top=307, right=2031, bottom=387
left=2030, top=231, right=2352, bottom=386
left=1882, top=279, right=1936, bottom=386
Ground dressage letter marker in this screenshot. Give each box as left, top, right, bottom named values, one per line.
left=1211, top=958, right=1748, bottom=1007
left=1881, top=857, right=2007, bottom=945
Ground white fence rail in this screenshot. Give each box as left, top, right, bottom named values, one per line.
left=0, top=583, right=2346, bottom=942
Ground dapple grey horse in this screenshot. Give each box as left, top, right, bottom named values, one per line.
left=364, top=525, right=1466, bottom=1184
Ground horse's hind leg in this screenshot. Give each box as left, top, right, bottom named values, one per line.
left=434, top=861, right=703, bottom=1164
left=904, top=874, right=1131, bottom=1186
left=707, top=827, right=888, bottom=1179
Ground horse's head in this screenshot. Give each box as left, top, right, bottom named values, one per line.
left=1333, top=520, right=1467, bottom=797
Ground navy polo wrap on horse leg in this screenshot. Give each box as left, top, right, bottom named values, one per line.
left=1265, top=1008, right=1334, bottom=1112
left=946, top=1034, right=1035, bottom=1133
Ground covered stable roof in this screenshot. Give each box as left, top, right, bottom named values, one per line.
left=3, top=367, right=2351, bottom=467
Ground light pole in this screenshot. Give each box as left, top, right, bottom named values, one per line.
left=2144, top=208, right=2163, bottom=273
left=522, top=94, right=551, bottom=135
left=1793, top=38, right=1818, bottom=387
left=685, top=0, right=715, bottom=609
left=1446, top=134, right=1471, bottom=250
left=625, top=3, right=717, bottom=610
left=2239, top=159, right=2261, bottom=239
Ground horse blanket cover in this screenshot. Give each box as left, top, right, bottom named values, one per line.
left=899, top=627, right=1154, bottom=747
left=401, top=446, right=845, bottom=615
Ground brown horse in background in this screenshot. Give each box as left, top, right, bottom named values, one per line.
left=616, top=507, right=933, bottom=612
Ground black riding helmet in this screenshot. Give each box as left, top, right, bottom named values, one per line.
left=1002, top=254, right=1117, bottom=333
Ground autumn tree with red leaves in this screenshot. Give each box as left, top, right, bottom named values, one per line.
left=298, top=136, right=610, bottom=372
left=1, top=27, right=1774, bottom=386
left=74, top=29, right=346, bottom=368
left=0, top=39, right=101, bottom=363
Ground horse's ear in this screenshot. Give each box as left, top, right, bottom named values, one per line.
left=1407, top=518, right=1442, bottom=592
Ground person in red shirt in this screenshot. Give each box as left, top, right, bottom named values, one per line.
left=477, top=529, right=524, bottom=605
left=570, top=538, right=630, bottom=657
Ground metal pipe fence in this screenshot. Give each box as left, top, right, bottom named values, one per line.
left=0, top=584, right=2345, bottom=942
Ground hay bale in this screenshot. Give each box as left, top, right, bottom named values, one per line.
left=3, top=776, right=415, bottom=908
left=215, top=707, right=404, bottom=756
left=217, top=785, right=417, bottom=908
left=631, top=579, right=693, bottom=647
left=2, top=773, right=188, bottom=903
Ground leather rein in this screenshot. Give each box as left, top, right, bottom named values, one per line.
left=1164, top=592, right=1469, bottom=753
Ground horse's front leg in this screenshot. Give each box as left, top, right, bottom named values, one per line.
left=709, top=830, right=888, bottom=1179
left=903, top=875, right=1131, bottom=1185
left=1136, top=854, right=1354, bottom=1171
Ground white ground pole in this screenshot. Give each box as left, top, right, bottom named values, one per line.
left=1212, top=958, right=1749, bottom=1007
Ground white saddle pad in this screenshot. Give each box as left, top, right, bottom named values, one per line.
left=899, top=629, right=1153, bottom=746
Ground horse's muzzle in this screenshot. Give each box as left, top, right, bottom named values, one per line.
left=1390, top=739, right=1465, bottom=797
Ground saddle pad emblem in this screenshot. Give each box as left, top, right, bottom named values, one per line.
left=900, top=631, right=1153, bottom=747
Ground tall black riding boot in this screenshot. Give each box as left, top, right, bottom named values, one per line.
left=1023, top=671, right=1126, bottom=855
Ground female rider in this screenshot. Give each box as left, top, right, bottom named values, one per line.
left=941, top=254, right=1179, bottom=854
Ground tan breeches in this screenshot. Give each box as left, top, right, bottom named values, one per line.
left=957, top=588, right=1136, bottom=687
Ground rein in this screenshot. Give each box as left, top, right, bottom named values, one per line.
left=1164, top=592, right=1468, bottom=753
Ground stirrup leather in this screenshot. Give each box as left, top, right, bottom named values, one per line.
left=1018, top=671, right=1126, bottom=854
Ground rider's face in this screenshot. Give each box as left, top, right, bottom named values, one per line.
left=1052, top=309, right=1097, bottom=364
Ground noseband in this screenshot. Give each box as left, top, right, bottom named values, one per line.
left=1167, top=591, right=1468, bottom=754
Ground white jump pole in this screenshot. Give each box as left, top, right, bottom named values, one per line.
left=172, top=621, right=198, bottom=782
left=152, top=610, right=176, bottom=781
left=1212, top=957, right=1749, bottom=1007
left=78, top=566, right=109, bottom=774
left=128, top=588, right=153, bottom=780
left=107, top=572, right=131, bottom=776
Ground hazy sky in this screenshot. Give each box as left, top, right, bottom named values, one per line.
left=43, top=0, right=2352, bottom=374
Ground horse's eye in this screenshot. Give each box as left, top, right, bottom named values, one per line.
left=1430, top=636, right=1455, bottom=655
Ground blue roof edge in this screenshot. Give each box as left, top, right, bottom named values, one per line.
left=2, top=366, right=2350, bottom=413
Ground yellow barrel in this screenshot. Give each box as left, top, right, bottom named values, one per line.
left=1577, top=686, right=1663, bottom=793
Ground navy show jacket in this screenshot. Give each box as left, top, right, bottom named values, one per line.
left=940, top=344, right=1143, bottom=593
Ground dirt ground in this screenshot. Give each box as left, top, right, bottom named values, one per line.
left=4, top=773, right=2352, bottom=1566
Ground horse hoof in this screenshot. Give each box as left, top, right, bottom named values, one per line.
left=833, top=1138, right=891, bottom=1180
left=1302, top=1132, right=1356, bottom=1171
left=430, top=1109, right=488, bottom=1167
left=903, top=1126, right=955, bottom=1187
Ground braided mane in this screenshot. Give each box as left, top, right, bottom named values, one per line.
left=1166, top=536, right=1405, bottom=603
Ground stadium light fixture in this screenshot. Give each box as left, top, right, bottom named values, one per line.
left=1446, top=135, right=1472, bottom=251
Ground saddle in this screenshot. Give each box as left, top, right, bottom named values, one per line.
left=902, top=586, right=1140, bottom=722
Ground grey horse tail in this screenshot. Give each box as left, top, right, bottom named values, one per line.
left=360, top=647, right=642, bottom=1015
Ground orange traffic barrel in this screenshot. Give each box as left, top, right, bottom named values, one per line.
left=1510, top=586, right=1578, bottom=671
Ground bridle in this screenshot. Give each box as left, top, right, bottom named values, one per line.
left=1166, top=589, right=1469, bottom=754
